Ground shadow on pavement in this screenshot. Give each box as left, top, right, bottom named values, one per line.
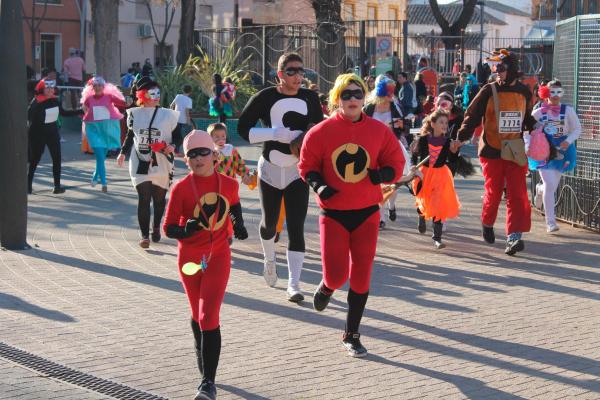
left=0, top=293, right=76, bottom=323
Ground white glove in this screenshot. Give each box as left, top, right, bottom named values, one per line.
left=273, top=127, right=303, bottom=144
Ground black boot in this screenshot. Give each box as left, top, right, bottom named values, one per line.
left=482, top=225, right=495, bottom=244
left=190, top=318, right=203, bottom=376
left=313, top=281, right=333, bottom=312
left=194, top=327, right=221, bottom=400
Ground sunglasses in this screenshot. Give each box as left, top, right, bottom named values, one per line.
left=495, top=64, right=507, bottom=73
left=283, top=67, right=305, bottom=77
left=186, top=147, right=213, bottom=159
left=550, top=88, right=564, bottom=97
left=340, top=89, right=365, bottom=101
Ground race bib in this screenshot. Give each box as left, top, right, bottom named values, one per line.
left=137, top=128, right=162, bottom=152
left=44, top=107, right=59, bottom=123
left=92, top=106, right=110, bottom=121
left=546, top=121, right=566, bottom=138
left=499, top=111, right=522, bottom=134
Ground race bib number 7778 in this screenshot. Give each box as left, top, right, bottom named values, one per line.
left=499, top=111, right=522, bottom=134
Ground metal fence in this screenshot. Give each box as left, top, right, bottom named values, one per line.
left=194, top=20, right=553, bottom=92
left=531, top=14, right=600, bottom=231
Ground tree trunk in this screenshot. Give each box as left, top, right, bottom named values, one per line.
left=176, top=0, right=196, bottom=65
left=0, top=0, right=29, bottom=249
left=429, top=0, right=477, bottom=50
left=90, top=0, right=120, bottom=82
left=312, top=0, right=345, bottom=92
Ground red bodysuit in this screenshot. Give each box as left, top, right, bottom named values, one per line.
left=298, top=112, right=405, bottom=293
left=163, top=172, right=240, bottom=330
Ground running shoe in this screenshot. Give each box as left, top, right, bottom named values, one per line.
left=505, top=239, right=525, bottom=256
left=434, top=240, right=446, bottom=250
left=418, top=216, right=426, bottom=234
left=139, top=237, right=150, bottom=249
left=194, top=378, right=217, bottom=400
left=263, top=260, right=277, bottom=287
left=313, top=281, right=332, bottom=312
left=342, top=332, right=368, bottom=358
left=388, top=208, right=397, bottom=221
left=546, top=224, right=559, bottom=233
left=287, top=287, right=304, bottom=303
left=52, top=186, right=66, bottom=194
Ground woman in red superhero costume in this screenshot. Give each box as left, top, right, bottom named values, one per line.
left=298, top=74, right=405, bottom=357
left=163, top=130, right=248, bottom=400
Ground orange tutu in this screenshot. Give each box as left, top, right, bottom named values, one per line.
left=412, top=165, right=460, bottom=221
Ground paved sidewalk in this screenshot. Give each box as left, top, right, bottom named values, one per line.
left=1, top=128, right=600, bottom=399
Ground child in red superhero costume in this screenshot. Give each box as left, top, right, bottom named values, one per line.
left=163, top=130, right=248, bottom=400
left=455, top=49, right=536, bottom=256
left=298, top=74, right=405, bottom=357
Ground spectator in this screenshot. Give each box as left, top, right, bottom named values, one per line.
left=170, top=84, right=194, bottom=155
left=452, top=59, right=461, bottom=76
left=396, top=72, right=417, bottom=116
left=392, top=51, right=402, bottom=77
left=142, top=58, right=153, bottom=77
left=121, top=68, right=135, bottom=89
left=63, top=48, right=85, bottom=108
left=414, top=72, right=427, bottom=103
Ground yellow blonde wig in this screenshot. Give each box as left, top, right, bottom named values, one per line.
left=328, top=73, right=367, bottom=113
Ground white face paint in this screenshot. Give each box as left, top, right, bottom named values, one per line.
left=147, top=88, right=161, bottom=100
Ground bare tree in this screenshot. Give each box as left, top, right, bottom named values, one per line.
left=176, top=0, right=195, bottom=65
left=144, top=0, right=179, bottom=67
left=311, top=0, right=345, bottom=91
left=429, top=0, right=478, bottom=49
left=21, top=0, right=50, bottom=74
left=90, top=0, right=120, bottom=82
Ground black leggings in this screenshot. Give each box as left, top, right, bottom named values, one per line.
left=28, top=131, right=61, bottom=189
left=135, top=181, right=167, bottom=238
left=259, top=178, right=309, bottom=252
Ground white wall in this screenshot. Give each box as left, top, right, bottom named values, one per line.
left=85, top=0, right=232, bottom=75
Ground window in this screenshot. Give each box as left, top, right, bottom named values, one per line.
left=342, top=2, right=356, bottom=21
left=367, top=4, right=377, bottom=26
left=40, top=33, right=61, bottom=72
left=197, top=5, right=213, bottom=27
left=389, top=6, right=399, bottom=28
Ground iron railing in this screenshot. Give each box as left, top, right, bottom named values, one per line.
left=194, top=21, right=554, bottom=92
left=530, top=14, right=600, bottom=232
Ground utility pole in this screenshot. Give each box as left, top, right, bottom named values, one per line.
left=478, top=0, right=485, bottom=63
left=0, top=0, right=29, bottom=250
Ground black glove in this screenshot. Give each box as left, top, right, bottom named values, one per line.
left=165, top=218, right=201, bottom=240
left=185, top=219, right=200, bottom=235
left=229, top=203, right=248, bottom=241
left=316, top=185, right=337, bottom=200
left=306, top=171, right=337, bottom=201
left=367, top=166, right=395, bottom=185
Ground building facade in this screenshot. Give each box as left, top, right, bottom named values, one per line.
left=22, top=0, right=83, bottom=76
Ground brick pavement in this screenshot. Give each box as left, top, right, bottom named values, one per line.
left=1, top=128, right=600, bottom=399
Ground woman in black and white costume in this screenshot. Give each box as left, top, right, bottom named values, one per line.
left=238, top=53, right=323, bottom=303
left=117, top=77, right=179, bottom=248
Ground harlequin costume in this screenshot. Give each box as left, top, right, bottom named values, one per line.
left=215, top=144, right=249, bottom=178
left=298, top=109, right=405, bottom=356
left=163, top=130, right=248, bottom=400
left=81, top=77, right=126, bottom=190
left=529, top=88, right=581, bottom=232
left=119, top=77, right=179, bottom=246
left=238, top=85, right=323, bottom=302
left=411, top=134, right=460, bottom=247
left=457, top=50, right=537, bottom=255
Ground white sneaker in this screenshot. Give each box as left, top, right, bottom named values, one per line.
left=286, top=286, right=304, bottom=303
left=534, top=183, right=544, bottom=209
left=434, top=240, right=446, bottom=249
left=263, top=260, right=277, bottom=287
left=546, top=224, right=559, bottom=233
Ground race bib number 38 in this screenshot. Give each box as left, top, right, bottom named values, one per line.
left=499, top=111, right=522, bottom=134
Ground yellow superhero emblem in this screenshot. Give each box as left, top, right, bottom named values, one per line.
left=193, top=192, right=230, bottom=231
left=331, top=143, right=371, bottom=183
